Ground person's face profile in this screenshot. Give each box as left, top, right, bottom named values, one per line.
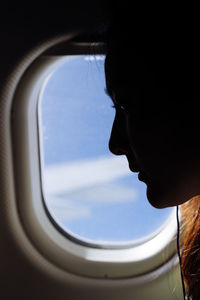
left=105, top=52, right=200, bottom=209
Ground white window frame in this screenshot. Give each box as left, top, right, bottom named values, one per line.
left=10, top=41, right=179, bottom=281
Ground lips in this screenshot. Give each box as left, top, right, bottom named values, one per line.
left=129, top=164, right=148, bottom=183
left=127, top=157, right=148, bottom=183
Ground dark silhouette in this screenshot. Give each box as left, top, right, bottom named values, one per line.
left=104, top=4, right=200, bottom=299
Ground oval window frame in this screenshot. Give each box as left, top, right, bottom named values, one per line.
left=10, top=40, right=178, bottom=279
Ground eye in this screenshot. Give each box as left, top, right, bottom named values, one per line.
left=111, top=103, right=126, bottom=112
left=105, top=88, right=127, bottom=113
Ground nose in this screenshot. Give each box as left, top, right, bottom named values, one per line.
left=109, top=115, right=141, bottom=172
left=109, top=115, right=129, bottom=156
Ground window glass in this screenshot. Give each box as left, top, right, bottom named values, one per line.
left=39, top=55, right=173, bottom=246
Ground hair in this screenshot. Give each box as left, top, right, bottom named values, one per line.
left=181, top=198, right=200, bottom=300
left=103, top=5, right=200, bottom=299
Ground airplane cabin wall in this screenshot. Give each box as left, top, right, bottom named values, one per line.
left=0, top=3, right=183, bottom=300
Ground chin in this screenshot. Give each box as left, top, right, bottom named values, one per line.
left=146, top=184, right=195, bottom=209
left=146, top=185, right=178, bottom=209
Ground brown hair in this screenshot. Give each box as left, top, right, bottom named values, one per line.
left=181, top=196, right=200, bottom=300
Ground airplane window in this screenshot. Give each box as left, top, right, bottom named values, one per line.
left=38, top=55, right=174, bottom=248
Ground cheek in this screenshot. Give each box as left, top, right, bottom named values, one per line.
left=127, top=124, right=162, bottom=168
left=147, top=173, right=200, bottom=209
left=126, top=115, right=200, bottom=207
left=127, top=117, right=179, bottom=171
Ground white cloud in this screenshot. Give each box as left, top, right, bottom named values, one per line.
left=63, top=182, right=138, bottom=203
left=42, top=155, right=131, bottom=195
left=42, top=156, right=137, bottom=222
left=46, top=182, right=137, bottom=223
left=47, top=195, right=90, bottom=222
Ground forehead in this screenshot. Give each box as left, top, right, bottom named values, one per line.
left=105, top=52, right=199, bottom=116
left=104, top=35, right=200, bottom=128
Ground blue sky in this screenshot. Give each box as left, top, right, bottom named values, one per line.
left=40, top=55, right=173, bottom=245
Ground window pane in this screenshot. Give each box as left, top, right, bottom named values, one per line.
left=39, top=55, right=173, bottom=246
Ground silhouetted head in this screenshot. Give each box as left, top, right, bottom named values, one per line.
left=104, top=6, right=200, bottom=208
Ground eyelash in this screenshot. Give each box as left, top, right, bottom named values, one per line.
left=111, top=104, right=125, bottom=111
left=105, top=89, right=126, bottom=112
